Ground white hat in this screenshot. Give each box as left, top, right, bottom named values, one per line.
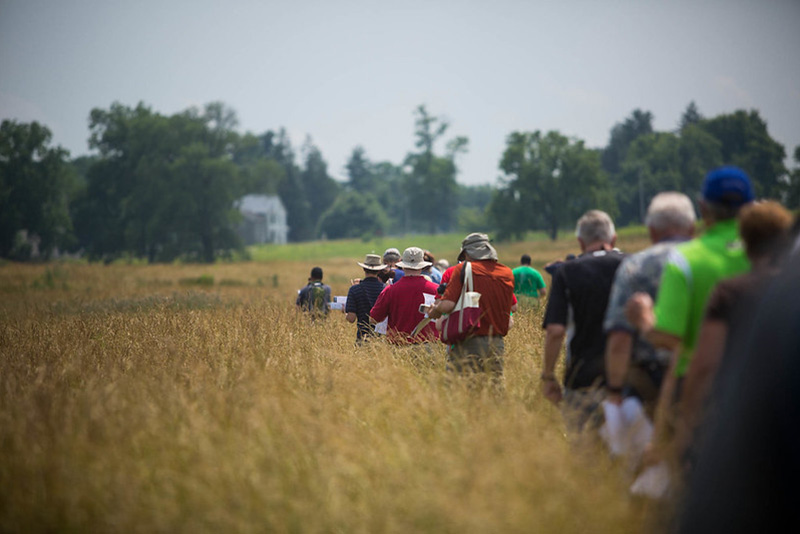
left=396, top=247, right=432, bottom=270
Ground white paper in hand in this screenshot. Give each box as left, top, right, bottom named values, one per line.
left=599, top=398, right=653, bottom=458
left=630, top=462, right=671, bottom=499
left=375, top=318, right=388, bottom=335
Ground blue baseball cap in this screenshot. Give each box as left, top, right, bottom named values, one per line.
left=701, top=166, right=754, bottom=206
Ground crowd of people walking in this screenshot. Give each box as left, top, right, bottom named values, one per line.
left=294, top=164, right=799, bottom=532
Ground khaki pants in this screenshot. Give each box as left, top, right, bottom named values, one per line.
left=446, top=336, right=505, bottom=377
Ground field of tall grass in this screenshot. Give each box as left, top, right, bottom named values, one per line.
left=0, top=231, right=656, bottom=533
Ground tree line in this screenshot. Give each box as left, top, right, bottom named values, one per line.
left=489, top=104, right=798, bottom=240
left=1, top=101, right=798, bottom=262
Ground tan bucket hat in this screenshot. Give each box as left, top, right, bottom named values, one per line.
left=357, top=253, right=386, bottom=271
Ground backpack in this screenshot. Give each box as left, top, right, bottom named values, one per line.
left=308, top=282, right=328, bottom=314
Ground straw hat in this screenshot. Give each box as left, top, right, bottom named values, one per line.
left=357, top=254, right=386, bottom=271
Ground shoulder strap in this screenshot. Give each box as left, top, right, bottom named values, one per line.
left=464, top=262, right=473, bottom=292
left=453, top=262, right=472, bottom=309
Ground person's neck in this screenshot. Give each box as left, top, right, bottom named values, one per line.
left=583, top=242, right=612, bottom=254
left=652, top=231, right=692, bottom=245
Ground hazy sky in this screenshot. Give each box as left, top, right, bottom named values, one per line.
left=2, top=0, right=799, bottom=185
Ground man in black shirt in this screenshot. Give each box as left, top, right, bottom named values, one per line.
left=345, top=254, right=387, bottom=343
left=541, top=210, right=624, bottom=432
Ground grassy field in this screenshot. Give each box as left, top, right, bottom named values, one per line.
left=0, top=230, right=657, bottom=533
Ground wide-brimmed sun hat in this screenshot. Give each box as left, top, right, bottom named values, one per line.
left=396, top=247, right=432, bottom=270
left=357, top=253, right=386, bottom=271
left=460, top=232, right=498, bottom=261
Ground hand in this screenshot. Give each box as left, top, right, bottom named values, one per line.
left=626, top=292, right=655, bottom=332
left=640, top=441, right=662, bottom=469
left=606, top=391, right=623, bottom=405
left=542, top=378, right=563, bottom=405
left=350, top=278, right=361, bottom=286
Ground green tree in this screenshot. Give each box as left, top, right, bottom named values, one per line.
left=370, top=160, right=407, bottom=231
left=316, top=191, right=388, bottom=239
left=602, top=109, right=654, bottom=175
left=260, top=129, right=313, bottom=242
left=300, top=138, right=340, bottom=234
left=614, top=126, right=721, bottom=226
left=167, top=142, right=242, bottom=262
left=786, top=146, right=800, bottom=209
left=456, top=183, right=493, bottom=233
left=699, top=110, right=787, bottom=199
left=344, top=148, right=407, bottom=231
left=677, top=124, right=723, bottom=194
left=0, top=120, right=77, bottom=259
left=490, top=130, right=615, bottom=241
left=345, top=146, right=374, bottom=194
left=76, top=101, right=244, bottom=262
left=679, top=101, right=703, bottom=131
left=234, top=133, right=286, bottom=196
left=404, top=105, right=468, bottom=233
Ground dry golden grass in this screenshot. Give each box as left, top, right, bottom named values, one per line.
left=0, top=233, right=656, bottom=533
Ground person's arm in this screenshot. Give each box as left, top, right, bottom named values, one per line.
left=344, top=285, right=358, bottom=322
left=369, top=288, right=389, bottom=323
left=542, top=324, right=566, bottom=404
left=536, top=270, right=547, bottom=298
left=605, top=330, right=632, bottom=405
left=541, top=266, right=569, bottom=404
left=428, top=299, right=455, bottom=318
left=429, top=263, right=463, bottom=319
left=625, top=292, right=682, bottom=351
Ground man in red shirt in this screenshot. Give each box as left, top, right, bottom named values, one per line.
left=429, top=233, right=516, bottom=379
left=370, top=247, right=440, bottom=344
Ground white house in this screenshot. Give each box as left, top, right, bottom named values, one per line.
left=236, top=194, right=289, bottom=245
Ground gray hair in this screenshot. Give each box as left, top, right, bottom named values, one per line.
left=576, top=210, right=615, bottom=245
left=645, top=192, right=697, bottom=232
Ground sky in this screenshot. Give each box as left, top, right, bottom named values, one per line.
left=1, top=0, right=799, bottom=186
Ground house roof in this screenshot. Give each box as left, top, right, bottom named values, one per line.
left=238, top=194, right=284, bottom=214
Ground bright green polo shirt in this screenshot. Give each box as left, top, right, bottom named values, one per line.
left=653, top=219, right=750, bottom=377
left=512, top=265, right=546, bottom=297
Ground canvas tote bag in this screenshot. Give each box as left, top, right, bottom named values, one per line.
left=442, top=262, right=481, bottom=343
